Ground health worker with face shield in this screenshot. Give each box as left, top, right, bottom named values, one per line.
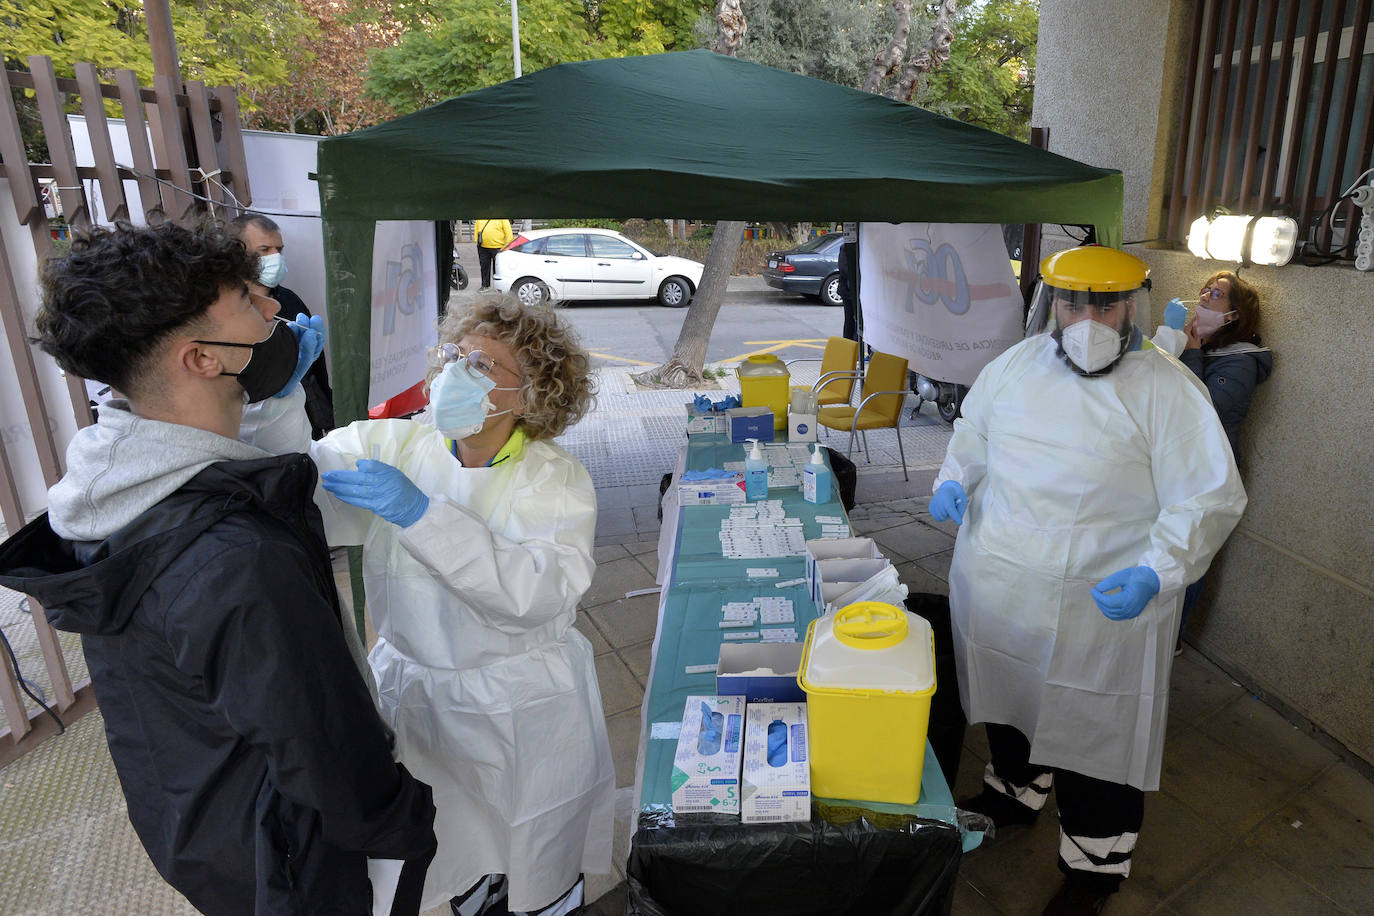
left=928, top=246, right=1247, bottom=914
left=254, top=294, right=613, bottom=916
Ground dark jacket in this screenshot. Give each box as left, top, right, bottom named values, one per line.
left=270, top=285, right=335, bottom=439
left=0, top=454, right=436, bottom=915
left=1178, top=341, right=1274, bottom=455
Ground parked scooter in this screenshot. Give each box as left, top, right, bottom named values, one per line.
left=909, top=372, right=967, bottom=424
left=451, top=254, right=469, bottom=291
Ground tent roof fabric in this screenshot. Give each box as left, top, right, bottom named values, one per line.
left=316, top=50, right=1122, bottom=240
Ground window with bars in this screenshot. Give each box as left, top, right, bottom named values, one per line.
left=1164, top=0, right=1374, bottom=258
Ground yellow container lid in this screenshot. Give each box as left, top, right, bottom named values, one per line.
left=737, top=354, right=790, bottom=377
left=800, top=602, right=935, bottom=696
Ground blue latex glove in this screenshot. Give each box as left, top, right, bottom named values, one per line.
left=319, top=459, right=429, bottom=527
left=272, top=314, right=325, bottom=398
left=720, top=394, right=742, bottom=410
left=1164, top=298, right=1188, bottom=331
left=1091, top=566, right=1161, bottom=621
left=693, top=393, right=714, bottom=412
left=682, top=467, right=731, bottom=481
left=929, top=480, right=967, bottom=525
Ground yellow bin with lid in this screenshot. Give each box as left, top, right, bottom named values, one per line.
left=736, top=354, right=790, bottom=430
left=798, top=601, right=936, bottom=804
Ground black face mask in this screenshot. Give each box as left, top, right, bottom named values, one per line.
left=195, top=318, right=298, bottom=402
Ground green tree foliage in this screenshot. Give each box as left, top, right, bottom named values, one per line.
left=0, top=0, right=315, bottom=102
left=702, top=0, right=1036, bottom=141
left=364, top=0, right=702, bottom=114
left=918, top=0, right=1037, bottom=139
left=702, top=0, right=904, bottom=91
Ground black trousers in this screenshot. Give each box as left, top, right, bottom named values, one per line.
left=985, top=723, right=1144, bottom=890
left=478, top=246, right=498, bottom=288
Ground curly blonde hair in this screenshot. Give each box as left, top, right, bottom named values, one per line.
left=428, top=294, right=595, bottom=440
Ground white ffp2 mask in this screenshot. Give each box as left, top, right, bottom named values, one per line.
left=1060, top=319, right=1125, bottom=374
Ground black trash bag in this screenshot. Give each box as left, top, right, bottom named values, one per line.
left=626, top=814, right=961, bottom=916
left=824, top=446, right=858, bottom=512
left=658, top=472, right=674, bottom=522
left=905, top=593, right=967, bottom=785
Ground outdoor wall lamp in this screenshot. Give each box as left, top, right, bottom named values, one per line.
left=1186, top=213, right=1299, bottom=267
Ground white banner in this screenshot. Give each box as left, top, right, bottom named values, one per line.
left=858, top=223, right=1023, bottom=387
left=370, top=221, right=438, bottom=405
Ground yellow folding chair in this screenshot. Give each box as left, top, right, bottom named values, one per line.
left=815, top=350, right=911, bottom=481
left=786, top=336, right=859, bottom=408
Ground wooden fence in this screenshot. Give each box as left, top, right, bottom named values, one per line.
left=0, top=55, right=251, bottom=767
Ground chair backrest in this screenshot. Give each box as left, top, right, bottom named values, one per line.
left=817, top=336, right=860, bottom=405
left=858, top=350, right=910, bottom=425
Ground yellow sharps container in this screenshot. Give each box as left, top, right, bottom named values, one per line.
left=799, top=601, right=936, bottom=804
left=736, top=354, right=790, bottom=431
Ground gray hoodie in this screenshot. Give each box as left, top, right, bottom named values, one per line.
left=47, top=399, right=273, bottom=542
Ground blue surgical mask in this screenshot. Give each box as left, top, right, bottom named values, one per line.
left=427, top=358, right=517, bottom=439
left=257, top=252, right=286, bottom=288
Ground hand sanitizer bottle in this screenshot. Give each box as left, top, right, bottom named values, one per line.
left=744, top=438, right=769, bottom=501
left=802, top=443, right=832, bottom=504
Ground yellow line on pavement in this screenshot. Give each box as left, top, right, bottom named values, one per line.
left=588, top=351, right=657, bottom=367
left=720, top=339, right=827, bottom=364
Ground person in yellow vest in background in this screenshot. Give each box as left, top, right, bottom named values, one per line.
left=473, top=218, right=513, bottom=290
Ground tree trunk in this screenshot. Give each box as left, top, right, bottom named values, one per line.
left=634, top=221, right=746, bottom=388
left=710, top=0, right=747, bottom=56
left=632, top=2, right=748, bottom=389
left=889, top=0, right=961, bottom=102
left=863, top=0, right=913, bottom=94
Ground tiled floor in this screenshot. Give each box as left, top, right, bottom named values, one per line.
left=3, top=370, right=1372, bottom=915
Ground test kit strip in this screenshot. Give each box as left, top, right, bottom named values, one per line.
left=722, top=630, right=761, bottom=640
left=684, top=663, right=718, bottom=675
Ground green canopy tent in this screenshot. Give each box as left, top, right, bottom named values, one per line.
left=316, top=49, right=1123, bottom=424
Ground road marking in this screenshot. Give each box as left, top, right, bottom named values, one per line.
left=720, top=339, right=826, bottom=364
left=587, top=351, right=657, bottom=367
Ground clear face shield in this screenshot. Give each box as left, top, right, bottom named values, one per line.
left=1025, top=280, right=1149, bottom=376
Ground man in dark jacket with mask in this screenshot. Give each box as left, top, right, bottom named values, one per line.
left=229, top=212, right=334, bottom=438
left=0, top=222, right=437, bottom=915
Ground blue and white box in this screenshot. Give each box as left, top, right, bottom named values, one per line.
left=671, top=695, right=746, bottom=814
left=716, top=642, right=806, bottom=703
left=727, top=407, right=775, bottom=443
left=741, top=702, right=811, bottom=823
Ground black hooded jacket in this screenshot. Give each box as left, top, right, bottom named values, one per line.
left=0, top=452, right=436, bottom=915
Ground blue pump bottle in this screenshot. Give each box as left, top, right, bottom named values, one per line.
left=744, top=438, right=769, bottom=501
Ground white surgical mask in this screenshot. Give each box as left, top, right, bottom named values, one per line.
left=1193, top=306, right=1237, bottom=338
left=257, top=252, right=287, bottom=288
left=427, top=358, right=517, bottom=439
left=1060, top=319, right=1125, bottom=374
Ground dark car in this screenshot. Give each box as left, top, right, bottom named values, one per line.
left=763, top=232, right=844, bottom=305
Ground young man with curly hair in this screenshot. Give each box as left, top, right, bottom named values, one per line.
left=0, top=221, right=437, bottom=915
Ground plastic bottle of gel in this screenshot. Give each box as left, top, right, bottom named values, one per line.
left=744, top=438, right=769, bottom=501
left=802, top=443, right=832, bottom=504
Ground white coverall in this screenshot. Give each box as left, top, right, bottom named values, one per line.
left=310, top=419, right=614, bottom=912
left=934, top=334, right=1246, bottom=791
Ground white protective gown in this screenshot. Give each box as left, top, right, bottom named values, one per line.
left=310, top=419, right=614, bottom=912
left=934, top=335, right=1246, bottom=791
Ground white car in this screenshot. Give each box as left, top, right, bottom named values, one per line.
left=493, top=228, right=704, bottom=308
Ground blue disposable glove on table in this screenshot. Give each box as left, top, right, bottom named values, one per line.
left=319, top=459, right=430, bottom=527
left=929, top=480, right=967, bottom=525
left=272, top=314, right=326, bottom=398
left=1163, top=298, right=1188, bottom=331
left=1091, top=566, right=1161, bottom=620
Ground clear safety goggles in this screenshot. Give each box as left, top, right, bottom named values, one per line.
left=427, top=342, right=524, bottom=383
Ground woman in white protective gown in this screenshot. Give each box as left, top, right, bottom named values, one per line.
left=310, top=295, right=613, bottom=916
